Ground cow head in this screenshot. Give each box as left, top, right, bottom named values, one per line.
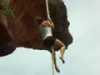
left=49, top=1, right=73, bottom=49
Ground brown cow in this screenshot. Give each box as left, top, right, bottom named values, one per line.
left=0, top=0, right=73, bottom=72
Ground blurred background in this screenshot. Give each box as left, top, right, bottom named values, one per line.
left=0, top=0, right=100, bottom=75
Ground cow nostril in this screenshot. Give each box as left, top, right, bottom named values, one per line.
left=69, top=37, right=73, bottom=45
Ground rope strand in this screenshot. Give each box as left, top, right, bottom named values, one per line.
left=51, top=53, right=55, bottom=75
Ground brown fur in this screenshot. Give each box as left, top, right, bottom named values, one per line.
left=0, top=0, right=73, bottom=72
left=0, top=0, right=73, bottom=55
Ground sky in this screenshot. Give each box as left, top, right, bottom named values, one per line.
left=0, top=0, right=100, bottom=75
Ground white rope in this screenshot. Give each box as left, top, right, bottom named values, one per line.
left=45, top=0, right=52, bottom=20
left=45, top=1, right=55, bottom=75
left=51, top=53, right=55, bottom=75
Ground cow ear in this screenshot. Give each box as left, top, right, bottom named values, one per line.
left=0, top=22, right=16, bottom=56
